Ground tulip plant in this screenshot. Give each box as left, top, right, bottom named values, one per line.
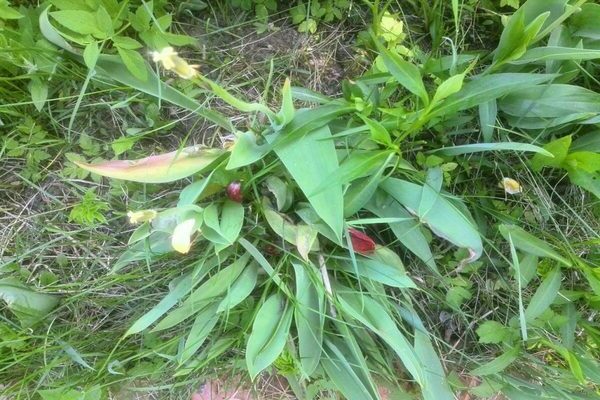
left=38, top=0, right=600, bottom=398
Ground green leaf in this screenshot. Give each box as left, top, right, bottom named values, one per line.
left=110, top=136, right=136, bottom=156
left=320, top=340, right=379, bottom=400
left=83, top=41, right=100, bottom=70
left=381, top=179, right=482, bottom=262
left=344, top=154, right=394, bottom=217
left=431, top=142, right=552, bottom=157
left=525, top=266, right=562, bottom=322
left=177, top=173, right=215, bottom=207
left=479, top=100, right=497, bottom=142
left=429, top=73, right=556, bottom=119
left=358, top=115, right=392, bottom=146
left=431, top=72, right=465, bottom=106
left=202, top=201, right=244, bottom=248
left=112, top=36, right=142, bottom=50
left=293, top=263, right=324, bottom=377
left=0, top=278, right=59, bottom=327
left=217, top=262, right=258, bottom=312
left=477, top=321, right=511, bottom=344
left=471, top=347, right=520, bottom=376
left=246, top=293, right=293, bottom=380
left=0, top=0, right=23, bottom=19
left=512, top=46, right=600, bottom=64
left=498, top=225, right=572, bottom=266
left=274, top=125, right=344, bottom=241
left=567, top=167, right=600, bottom=198
left=337, top=292, right=424, bottom=385
left=29, top=77, right=48, bottom=112
left=50, top=10, right=101, bottom=35
left=571, top=3, right=600, bottom=40
left=530, top=135, right=572, bottom=171
left=374, top=37, right=429, bottom=105
left=366, top=192, right=437, bottom=273
left=276, top=78, right=295, bottom=127
left=336, top=258, right=416, bottom=289
left=74, top=146, right=223, bottom=183
left=179, top=302, right=220, bottom=364
left=227, top=131, right=270, bottom=169
left=117, top=47, right=147, bottom=81
left=125, top=273, right=195, bottom=336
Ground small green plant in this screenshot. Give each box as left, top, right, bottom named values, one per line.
left=68, top=189, right=109, bottom=226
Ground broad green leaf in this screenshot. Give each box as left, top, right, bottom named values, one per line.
left=265, top=176, right=292, bottom=212
left=238, top=238, right=292, bottom=296
left=498, top=225, right=572, bottom=266
left=337, top=292, right=424, bottom=385
left=512, top=46, right=600, bottom=64
left=471, top=347, right=520, bottom=376
left=263, top=199, right=319, bottom=254
left=336, top=258, right=416, bottom=289
left=414, top=326, right=454, bottom=400
left=525, top=266, right=562, bottom=322
left=274, top=125, right=343, bottom=241
left=431, top=73, right=465, bottom=106
left=177, top=172, right=216, bottom=207
left=117, top=47, right=147, bottom=81
left=217, top=262, right=259, bottom=312
left=429, top=73, right=556, bottom=119
left=567, top=167, right=600, bottom=198
left=0, top=278, right=59, bottom=327
left=179, top=302, right=220, bottom=364
left=358, top=115, right=392, bottom=146
left=479, top=100, right=497, bottom=142
left=343, top=153, right=394, bottom=217
left=564, top=151, right=600, bottom=173
left=570, top=3, right=600, bottom=40
left=320, top=340, right=380, bottom=400
left=227, top=131, right=270, bottom=169
left=431, top=142, right=552, bottom=157
left=493, top=11, right=549, bottom=66
left=477, top=321, right=512, bottom=344
left=125, top=273, right=194, bottom=336
left=74, top=147, right=223, bottom=183
left=29, top=77, right=48, bottom=112
left=530, top=135, right=572, bottom=171
left=374, top=37, right=429, bottom=105
left=202, top=201, right=245, bottom=250
left=366, top=193, right=437, bottom=272
left=246, top=293, right=293, bottom=380
left=293, top=263, right=324, bottom=377
left=381, top=179, right=482, bottom=262
left=290, top=86, right=332, bottom=104
left=311, top=150, right=391, bottom=198
left=83, top=42, right=100, bottom=69
left=499, top=84, right=600, bottom=128
left=0, top=1, right=23, bottom=19
left=50, top=10, right=101, bottom=35
left=153, top=254, right=250, bottom=331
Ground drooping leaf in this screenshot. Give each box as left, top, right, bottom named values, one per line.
left=431, top=142, right=552, bottom=157
left=381, top=179, right=483, bottom=262
left=337, top=291, right=424, bottom=385
left=471, top=347, right=520, bottom=376
left=246, top=293, right=293, bottom=380
left=293, top=263, right=324, bottom=377
left=74, top=147, right=223, bottom=183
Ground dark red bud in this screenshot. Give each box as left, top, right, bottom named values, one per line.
left=349, top=228, right=376, bottom=254
left=226, top=181, right=243, bottom=202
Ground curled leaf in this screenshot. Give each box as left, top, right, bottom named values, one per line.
left=74, top=146, right=223, bottom=183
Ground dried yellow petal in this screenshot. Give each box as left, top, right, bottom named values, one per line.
left=501, top=177, right=523, bottom=194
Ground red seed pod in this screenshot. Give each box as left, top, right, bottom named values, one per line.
left=348, top=228, right=376, bottom=254
left=226, top=181, right=243, bottom=202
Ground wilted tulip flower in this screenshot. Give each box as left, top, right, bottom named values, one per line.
left=127, top=209, right=157, bottom=224
left=349, top=228, right=376, bottom=254
left=501, top=177, right=523, bottom=195
left=171, top=218, right=197, bottom=254
left=226, top=181, right=243, bottom=203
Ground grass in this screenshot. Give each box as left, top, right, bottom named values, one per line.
left=2, top=0, right=600, bottom=399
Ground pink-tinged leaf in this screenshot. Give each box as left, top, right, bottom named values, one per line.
left=74, top=146, right=224, bottom=183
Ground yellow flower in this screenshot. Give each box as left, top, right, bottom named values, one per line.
left=380, top=12, right=405, bottom=43
left=127, top=209, right=157, bottom=224
left=151, top=47, right=198, bottom=79
left=501, top=177, right=523, bottom=194
left=171, top=218, right=197, bottom=254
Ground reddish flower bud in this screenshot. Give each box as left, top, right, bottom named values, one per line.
left=349, top=228, right=376, bottom=254
left=226, top=181, right=243, bottom=202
